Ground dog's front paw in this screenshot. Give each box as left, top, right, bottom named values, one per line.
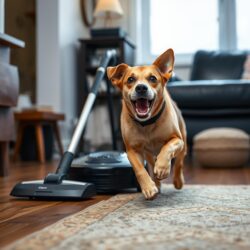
left=141, top=181, right=159, bottom=200
left=154, top=159, right=171, bottom=180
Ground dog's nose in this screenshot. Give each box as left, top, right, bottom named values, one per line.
left=135, top=84, right=148, bottom=94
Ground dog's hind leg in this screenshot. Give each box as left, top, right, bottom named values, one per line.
left=173, top=138, right=186, bottom=190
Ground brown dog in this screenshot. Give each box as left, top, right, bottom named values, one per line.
left=107, top=49, right=186, bottom=200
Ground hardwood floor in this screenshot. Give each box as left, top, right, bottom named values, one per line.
left=0, top=158, right=250, bottom=248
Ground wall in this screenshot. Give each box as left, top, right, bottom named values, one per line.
left=36, top=0, right=60, bottom=111
left=59, top=0, right=88, bottom=137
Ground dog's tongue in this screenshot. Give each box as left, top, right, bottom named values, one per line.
left=135, top=99, right=149, bottom=114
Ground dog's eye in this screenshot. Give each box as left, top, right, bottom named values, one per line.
left=127, top=76, right=135, bottom=83
left=149, top=75, right=157, bottom=83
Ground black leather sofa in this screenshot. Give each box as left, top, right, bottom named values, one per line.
left=168, top=50, right=250, bottom=144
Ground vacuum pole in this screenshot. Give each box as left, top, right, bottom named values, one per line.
left=44, top=50, right=116, bottom=184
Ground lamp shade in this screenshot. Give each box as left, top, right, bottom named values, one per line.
left=94, top=0, right=123, bottom=18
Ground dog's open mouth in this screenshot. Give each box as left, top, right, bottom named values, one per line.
left=131, top=98, right=154, bottom=118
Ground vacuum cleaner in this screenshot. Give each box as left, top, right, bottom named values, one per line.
left=10, top=50, right=118, bottom=200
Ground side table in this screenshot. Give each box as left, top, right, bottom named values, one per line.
left=14, top=110, right=65, bottom=163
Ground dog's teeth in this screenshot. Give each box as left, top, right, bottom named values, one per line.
left=136, top=108, right=150, bottom=116
left=135, top=99, right=150, bottom=116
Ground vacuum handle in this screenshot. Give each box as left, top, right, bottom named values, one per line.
left=91, top=50, right=116, bottom=94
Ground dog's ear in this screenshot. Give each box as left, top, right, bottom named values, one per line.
left=107, top=63, right=129, bottom=89
left=153, top=48, right=174, bottom=80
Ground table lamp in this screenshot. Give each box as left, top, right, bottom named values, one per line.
left=91, top=0, right=125, bottom=38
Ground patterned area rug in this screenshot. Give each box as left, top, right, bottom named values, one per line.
left=5, top=185, right=250, bottom=250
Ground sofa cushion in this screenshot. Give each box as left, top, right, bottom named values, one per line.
left=190, top=50, right=246, bottom=80
left=168, top=80, right=250, bottom=109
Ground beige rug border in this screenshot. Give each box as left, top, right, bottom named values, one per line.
left=5, top=193, right=139, bottom=250
left=5, top=185, right=249, bottom=250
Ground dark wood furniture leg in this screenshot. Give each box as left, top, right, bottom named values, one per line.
left=13, top=123, right=24, bottom=161
left=0, top=141, right=9, bottom=176
left=35, top=124, right=45, bottom=163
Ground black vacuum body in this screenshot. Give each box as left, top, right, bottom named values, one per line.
left=69, top=151, right=139, bottom=193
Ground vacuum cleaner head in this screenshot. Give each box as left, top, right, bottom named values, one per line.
left=69, top=151, right=140, bottom=193
left=10, top=180, right=96, bottom=200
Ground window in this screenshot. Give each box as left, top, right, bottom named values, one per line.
left=236, top=0, right=250, bottom=50
left=137, top=0, right=250, bottom=65
left=150, top=0, right=218, bottom=55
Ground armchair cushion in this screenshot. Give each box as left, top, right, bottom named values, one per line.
left=0, top=63, right=19, bottom=107
left=190, top=50, right=247, bottom=80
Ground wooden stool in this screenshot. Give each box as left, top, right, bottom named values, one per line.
left=14, top=111, right=65, bottom=163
